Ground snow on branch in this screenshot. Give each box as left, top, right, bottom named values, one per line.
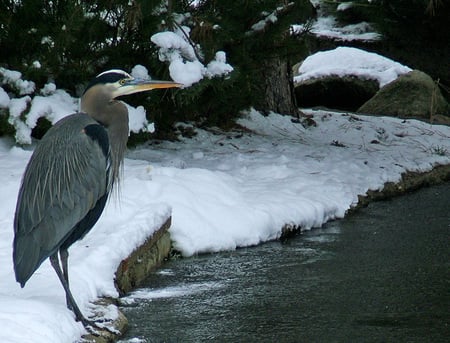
left=1, top=66, right=156, bottom=145
left=1, top=67, right=79, bottom=144
left=151, top=27, right=233, bottom=87
left=246, top=2, right=295, bottom=35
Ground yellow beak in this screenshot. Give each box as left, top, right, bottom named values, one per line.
left=113, top=79, right=182, bottom=98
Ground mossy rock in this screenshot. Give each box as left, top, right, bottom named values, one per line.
left=358, top=70, right=450, bottom=118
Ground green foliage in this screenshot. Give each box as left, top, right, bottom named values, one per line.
left=0, top=111, right=15, bottom=137
left=165, top=0, right=313, bottom=123
left=362, top=1, right=447, bottom=40
left=0, top=0, right=314, bottom=140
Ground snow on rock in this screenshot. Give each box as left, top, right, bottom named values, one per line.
left=294, top=47, right=412, bottom=87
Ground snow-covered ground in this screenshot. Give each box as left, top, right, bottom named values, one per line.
left=1, top=42, right=449, bottom=342
left=1, top=108, right=450, bottom=342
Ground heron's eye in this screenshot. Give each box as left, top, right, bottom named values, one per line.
left=119, top=79, right=127, bottom=85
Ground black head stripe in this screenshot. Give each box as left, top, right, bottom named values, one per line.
left=83, top=70, right=131, bottom=94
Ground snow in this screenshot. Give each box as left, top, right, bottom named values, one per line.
left=294, top=47, right=412, bottom=87
left=337, top=2, right=354, bottom=11
left=151, top=30, right=233, bottom=87
left=1, top=17, right=449, bottom=343
left=130, top=65, right=150, bottom=80
left=126, top=104, right=155, bottom=134
left=0, top=67, right=35, bottom=95
left=294, top=1, right=381, bottom=42
left=0, top=86, right=10, bottom=108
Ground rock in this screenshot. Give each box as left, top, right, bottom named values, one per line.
left=81, top=298, right=128, bottom=343
left=294, top=75, right=379, bottom=111
left=358, top=70, right=450, bottom=118
left=114, top=217, right=172, bottom=295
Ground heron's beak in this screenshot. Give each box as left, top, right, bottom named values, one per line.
left=113, top=79, right=182, bottom=98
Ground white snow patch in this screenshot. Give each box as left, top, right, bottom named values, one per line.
left=131, top=65, right=150, bottom=80
left=294, top=47, right=412, bottom=87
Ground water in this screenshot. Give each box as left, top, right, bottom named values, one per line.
left=119, top=183, right=450, bottom=342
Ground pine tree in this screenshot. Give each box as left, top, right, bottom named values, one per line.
left=167, top=1, right=314, bottom=120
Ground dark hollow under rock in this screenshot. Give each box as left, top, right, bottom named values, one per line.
left=295, top=75, right=379, bottom=111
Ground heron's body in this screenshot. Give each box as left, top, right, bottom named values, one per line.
left=12, top=70, right=180, bottom=328
left=13, top=114, right=110, bottom=286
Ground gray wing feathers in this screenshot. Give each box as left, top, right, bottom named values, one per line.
left=14, top=114, right=109, bottom=284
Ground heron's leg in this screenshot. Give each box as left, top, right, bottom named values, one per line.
left=59, top=249, right=72, bottom=310
left=49, top=252, right=94, bottom=328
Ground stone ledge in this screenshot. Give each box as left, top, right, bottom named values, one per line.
left=115, top=216, right=172, bottom=295
left=354, top=164, right=450, bottom=210
left=81, top=216, right=172, bottom=342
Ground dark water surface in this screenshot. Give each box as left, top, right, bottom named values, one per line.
left=119, top=183, right=450, bottom=342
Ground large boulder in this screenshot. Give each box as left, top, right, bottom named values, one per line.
left=358, top=70, right=449, bottom=119
left=293, top=47, right=412, bottom=111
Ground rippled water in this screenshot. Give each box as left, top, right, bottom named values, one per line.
left=119, top=183, right=450, bottom=342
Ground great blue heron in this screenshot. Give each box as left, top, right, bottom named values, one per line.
left=13, top=69, right=180, bottom=328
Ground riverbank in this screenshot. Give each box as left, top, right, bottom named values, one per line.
left=276, top=162, right=450, bottom=239
left=118, top=181, right=450, bottom=342
left=89, top=155, right=450, bottom=342
left=94, top=163, right=450, bottom=342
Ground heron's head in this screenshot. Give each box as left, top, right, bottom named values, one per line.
left=83, top=69, right=181, bottom=99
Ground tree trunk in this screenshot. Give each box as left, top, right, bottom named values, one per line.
left=255, top=56, right=300, bottom=117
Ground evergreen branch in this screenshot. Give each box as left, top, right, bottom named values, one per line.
left=245, top=2, right=295, bottom=36
left=172, top=21, right=204, bottom=63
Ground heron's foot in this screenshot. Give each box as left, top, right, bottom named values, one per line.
left=78, top=316, right=119, bottom=335
left=77, top=316, right=101, bottom=335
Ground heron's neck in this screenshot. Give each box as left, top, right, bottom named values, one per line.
left=81, top=95, right=129, bottom=185
left=107, top=102, right=129, bottom=179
